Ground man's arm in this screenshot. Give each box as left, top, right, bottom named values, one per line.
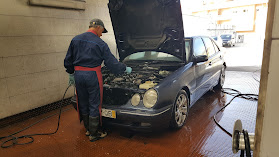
left=64, top=41, right=75, bottom=74
left=102, top=43, right=126, bottom=75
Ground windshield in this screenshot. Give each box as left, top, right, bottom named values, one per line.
left=123, top=51, right=182, bottom=63
left=212, top=36, right=217, bottom=40
left=220, top=35, right=232, bottom=40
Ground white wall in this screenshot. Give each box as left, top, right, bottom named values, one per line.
left=0, top=0, right=116, bottom=119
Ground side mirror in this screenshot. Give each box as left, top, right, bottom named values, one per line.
left=194, top=55, right=208, bottom=63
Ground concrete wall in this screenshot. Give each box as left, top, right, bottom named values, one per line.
left=0, top=0, right=115, bottom=119
left=259, top=0, right=279, bottom=155
left=255, top=0, right=279, bottom=156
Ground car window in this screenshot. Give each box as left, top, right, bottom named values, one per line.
left=221, top=34, right=232, bottom=40
left=193, top=37, right=206, bottom=56
left=211, top=39, right=220, bottom=53
left=123, top=51, right=182, bottom=62
left=185, top=39, right=191, bottom=62
left=202, top=37, right=216, bottom=57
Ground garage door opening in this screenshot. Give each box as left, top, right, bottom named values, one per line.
left=180, top=0, right=268, bottom=156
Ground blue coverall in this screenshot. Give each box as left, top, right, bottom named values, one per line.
left=64, top=30, right=126, bottom=118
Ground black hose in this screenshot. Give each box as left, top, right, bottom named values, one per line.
left=243, top=129, right=251, bottom=157
left=240, top=150, right=244, bottom=157
left=214, top=88, right=258, bottom=137
left=0, top=85, right=72, bottom=148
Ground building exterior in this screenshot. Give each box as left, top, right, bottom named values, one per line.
left=191, top=0, right=268, bottom=41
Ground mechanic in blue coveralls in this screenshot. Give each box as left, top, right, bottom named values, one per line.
left=64, top=19, right=132, bottom=142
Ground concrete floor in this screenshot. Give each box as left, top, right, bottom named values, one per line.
left=0, top=70, right=259, bottom=157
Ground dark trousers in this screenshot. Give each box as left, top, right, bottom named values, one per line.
left=74, top=71, right=100, bottom=117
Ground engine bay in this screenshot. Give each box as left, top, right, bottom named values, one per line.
left=102, top=62, right=182, bottom=90
left=101, top=62, right=183, bottom=106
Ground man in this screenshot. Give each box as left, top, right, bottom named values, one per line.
left=64, top=19, right=132, bottom=142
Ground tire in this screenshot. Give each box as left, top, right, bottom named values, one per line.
left=170, top=90, right=190, bottom=129
left=215, top=66, right=226, bottom=89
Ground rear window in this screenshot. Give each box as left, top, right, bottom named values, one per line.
left=221, top=35, right=232, bottom=39
left=203, top=37, right=216, bottom=57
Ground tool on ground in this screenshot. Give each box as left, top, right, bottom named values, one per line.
left=213, top=88, right=257, bottom=157
left=232, top=120, right=254, bottom=157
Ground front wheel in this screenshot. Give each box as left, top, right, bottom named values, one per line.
left=170, top=90, right=190, bottom=129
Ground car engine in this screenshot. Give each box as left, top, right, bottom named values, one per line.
left=101, top=63, right=182, bottom=106
left=102, top=64, right=178, bottom=89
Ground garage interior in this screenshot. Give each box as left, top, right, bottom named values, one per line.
left=0, top=0, right=278, bottom=157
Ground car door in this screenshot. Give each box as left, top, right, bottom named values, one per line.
left=192, top=37, right=209, bottom=104
left=184, top=39, right=196, bottom=105
left=202, top=37, right=222, bottom=87
left=211, top=38, right=225, bottom=84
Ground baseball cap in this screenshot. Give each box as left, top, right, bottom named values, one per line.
left=89, top=19, right=108, bottom=33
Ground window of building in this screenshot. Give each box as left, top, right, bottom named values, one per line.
left=29, top=0, right=86, bottom=10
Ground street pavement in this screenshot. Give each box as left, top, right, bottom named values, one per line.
left=223, top=41, right=263, bottom=72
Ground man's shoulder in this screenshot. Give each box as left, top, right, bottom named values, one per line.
left=72, top=32, right=89, bottom=40
left=72, top=32, right=106, bottom=46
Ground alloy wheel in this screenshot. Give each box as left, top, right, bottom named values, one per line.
left=175, top=93, right=188, bottom=126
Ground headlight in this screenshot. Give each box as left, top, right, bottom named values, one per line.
left=143, top=89, right=158, bottom=108
left=131, top=93, right=141, bottom=106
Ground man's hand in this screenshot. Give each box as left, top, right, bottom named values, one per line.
left=68, top=74, right=75, bottom=86
left=125, top=67, right=132, bottom=74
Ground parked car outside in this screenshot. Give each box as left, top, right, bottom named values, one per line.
left=221, top=34, right=236, bottom=47
left=212, top=36, right=223, bottom=47
left=72, top=0, right=226, bottom=131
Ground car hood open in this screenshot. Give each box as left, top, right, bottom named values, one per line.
left=108, top=0, right=185, bottom=62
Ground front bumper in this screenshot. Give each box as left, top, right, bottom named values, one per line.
left=223, top=42, right=228, bottom=45
left=222, top=42, right=232, bottom=46
left=102, top=105, right=173, bottom=132
left=71, top=96, right=173, bottom=131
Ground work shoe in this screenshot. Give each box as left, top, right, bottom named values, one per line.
left=97, top=126, right=108, bottom=138
left=85, top=131, right=90, bottom=136
left=89, top=134, right=101, bottom=142
left=88, top=131, right=107, bottom=142
left=98, top=130, right=107, bottom=138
